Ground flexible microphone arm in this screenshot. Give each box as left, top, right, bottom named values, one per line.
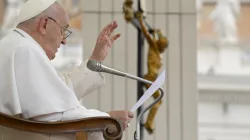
left=87, top=60, right=164, bottom=140
left=132, top=79, right=164, bottom=140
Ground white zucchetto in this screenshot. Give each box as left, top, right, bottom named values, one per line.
left=17, top=0, right=56, bottom=24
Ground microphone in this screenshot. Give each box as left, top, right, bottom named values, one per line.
left=87, top=59, right=153, bottom=85
left=87, top=59, right=126, bottom=76
left=87, top=59, right=164, bottom=140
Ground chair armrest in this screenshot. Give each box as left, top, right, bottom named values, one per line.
left=0, top=112, right=123, bottom=140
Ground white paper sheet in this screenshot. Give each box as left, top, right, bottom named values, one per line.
left=130, top=70, right=165, bottom=112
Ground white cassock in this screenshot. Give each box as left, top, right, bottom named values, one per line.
left=0, top=28, right=109, bottom=140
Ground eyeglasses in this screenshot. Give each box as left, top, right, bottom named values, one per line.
left=47, top=17, right=72, bottom=39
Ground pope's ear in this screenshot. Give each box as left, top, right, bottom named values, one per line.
left=38, top=17, right=48, bottom=35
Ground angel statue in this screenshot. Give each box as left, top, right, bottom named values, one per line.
left=209, top=0, right=241, bottom=44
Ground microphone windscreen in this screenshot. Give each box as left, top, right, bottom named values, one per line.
left=87, top=60, right=98, bottom=71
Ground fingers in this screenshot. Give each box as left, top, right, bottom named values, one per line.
left=123, top=120, right=131, bottom=130
left=128, top=111, right=134, bottom=118
left=111, top=34, right=121, bottom=43
left=99, top=22, right=113, bottom=38
left=108, top=110, right=134, bottom=130
left=99, top=21, right=118, bottom=39
left=105, top=35, right=112, bottom=48
left=107, top=21, right=118, bottom=36
left=124, top=111, right=133, bottom=129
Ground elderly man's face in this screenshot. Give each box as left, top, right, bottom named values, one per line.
left=41, top=4, right=71, bottom=60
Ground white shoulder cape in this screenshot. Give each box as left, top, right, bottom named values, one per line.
left=0, top=29, right=80, bottom=118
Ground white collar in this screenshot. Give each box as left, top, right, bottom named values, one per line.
left=13, top=28, right=47, bottom=55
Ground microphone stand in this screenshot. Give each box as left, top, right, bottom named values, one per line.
left=125, top=74, right=164, bottom=140
left=87, top=61, right=164, bottom=140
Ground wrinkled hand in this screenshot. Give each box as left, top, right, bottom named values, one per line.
left=90, top=21, right=121, bottom=61
left=108, top=110, right=134, bottom=130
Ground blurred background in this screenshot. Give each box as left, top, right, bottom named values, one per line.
left=1, top=0, right=250, bottom=140
left=198, top=0, right=250, bottom=140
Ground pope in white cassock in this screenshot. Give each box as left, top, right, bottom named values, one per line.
left=0, top=0, right=134, bottom=140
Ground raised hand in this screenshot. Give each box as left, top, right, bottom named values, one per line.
left=90, top=21, right=121, bottom=61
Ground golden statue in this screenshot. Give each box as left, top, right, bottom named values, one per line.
left=123, top=0, right=134, bottom=22
left=136, top=11, right=168, bottom=134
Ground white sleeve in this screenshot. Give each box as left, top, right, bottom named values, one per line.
left=31, top=105, right=110, bottom=122
left=60, top=60, right=105, bottom=99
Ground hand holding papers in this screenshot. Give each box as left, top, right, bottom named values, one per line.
left=130, top=70, right=165, bottom=112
